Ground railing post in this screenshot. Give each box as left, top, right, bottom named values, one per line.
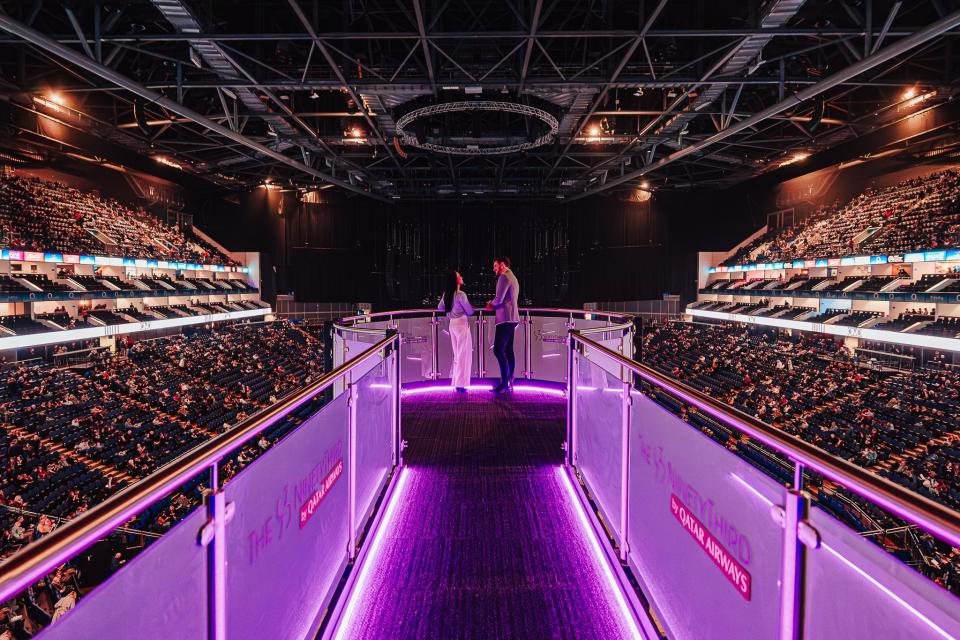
left=200, top=462, right=230, bottom=640
left=477, top=312, right=485, bottom=379
left=619, top=378, right=631, bottom=561
left=347, top=375, right=358, bottom=559
left=431, top=313, right=440, bottom=380
left=567, top=334, right=579, bottom=467
left=779, top=462, right=808, bottom=640
left=524, top=311, right=532, bottom=379
left=391, top=338, right=402, bottom=467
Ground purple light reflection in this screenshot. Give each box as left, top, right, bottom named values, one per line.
left=401, top=383, right=566, bottom=397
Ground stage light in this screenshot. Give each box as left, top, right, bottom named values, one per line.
left=640, top=180, right=650, bottom=189
left=47, top=92, right=65, bottom=106
left=308, top=91, right=319, bottom=99
left=348, top=126, right=364, bottom=138
left=587, top=124, right=601, bottom=137
left=901, top=87, right=917, bottom=101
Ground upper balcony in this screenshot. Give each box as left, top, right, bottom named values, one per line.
left=0, top=309, right=957, bottom=640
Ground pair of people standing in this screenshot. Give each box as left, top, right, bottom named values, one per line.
left=437, top=257, right=520, bottom=393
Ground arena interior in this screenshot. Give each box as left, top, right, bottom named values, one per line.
left=0, top=1, right=958, bottom=639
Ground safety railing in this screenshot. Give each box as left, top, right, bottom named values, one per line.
left=334, top=307, right=634, bottom=385
left=568, top=329, right=960, bottom=640
left=0, top=332, right=401, bottom=640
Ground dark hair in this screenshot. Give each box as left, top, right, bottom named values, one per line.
left=494, top=256, right=511, bottom=268
left=442, top=271, right=459, bottom=315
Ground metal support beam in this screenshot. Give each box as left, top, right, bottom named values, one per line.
left=412, top=0, right=436, bottom=94
left=518, top=0, right=543, bottom=92
left=567, top=8, right=960, bottom=201
left=0, top=12, right=391, bottom=202
left=286, top=0, right=408, bottom=179
left=542, top=0, right=669, bottom=185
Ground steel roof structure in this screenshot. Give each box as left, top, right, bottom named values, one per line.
left=0, top=0, right=959, bottom=201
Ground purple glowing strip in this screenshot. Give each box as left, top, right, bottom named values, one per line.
left=556, top=467, right=644, bottom=640
left=332, top=467, right=411, bottom=640
left=620, top=360, right=960, bottom=549
left=822, top=543, right=954, bottom=639
left=400, top=383, right=566, bottom=397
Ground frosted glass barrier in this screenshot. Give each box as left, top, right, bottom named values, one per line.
left=353, top=354, right=396, bottom=534
left=625, top=394, right=785, bottom=640
left=397, top=317, right=435, bottom=382
left=803, top=506, right=960, bottom=639
left=529, top=315, right=569, bottom=382
left=37, top=508, right=207, bottom=640
left=481, top=316, right=524, bottom=380
left=436, top=316, right=479, bottom=380
left=574, top=350, right=625, bottom=541
left=225, top=391, right=351, bottom=640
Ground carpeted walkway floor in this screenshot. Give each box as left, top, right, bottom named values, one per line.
left=336, top=388, right=635, bottom=640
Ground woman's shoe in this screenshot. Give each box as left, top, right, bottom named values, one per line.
left=455, top=387, right=467, bottom=393
left=492, top=383, right=508, bottom=393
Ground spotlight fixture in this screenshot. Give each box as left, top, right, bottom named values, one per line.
left=348, top=126, right=364, bottom=138
left=46, top=92, right=65, bottom=106
left=901, top=87, right=917, bottom=101
left=587, top=124, right=602, bottom=137
left=640, top=180, right=650, bottom=189
left=309, top=91, right=320, bottom=99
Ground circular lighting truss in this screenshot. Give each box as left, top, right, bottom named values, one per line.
left=395, top=101, right=559, bottom=156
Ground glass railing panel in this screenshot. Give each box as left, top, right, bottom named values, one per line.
left=528, top=315, right=568, bottom=382
left=224, top=390, right=351, bottom=639
left=626, top=392, right=786, bottom=640
left=803, top=505, right=960, bottom=639
left=479, top=315, right=525, bottom=383
left=396, top=316, right=435, bottom=382
left=353, top=352, right=396, bottom=534
left=36, top=507, right=208, bottom=640
left=573, top=349, right=625, bottom=542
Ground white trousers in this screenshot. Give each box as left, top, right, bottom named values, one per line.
left=448, top=315, right=473, bottom=389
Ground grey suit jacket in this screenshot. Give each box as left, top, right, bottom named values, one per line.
left=492, top=269, right=520, bottom=324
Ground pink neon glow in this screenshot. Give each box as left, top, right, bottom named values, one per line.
left=556, top=467, right=643, bottom=640
left=333, top=468, right=411, bottom=640
left=821, top=543, right=953, bottom=640
left=541, top=353, right=561, bottom=358
left=401, top=383, right=565, bottom=397
left=369, top=383, right=394, bottom=389
left=729, top=473, right=773, bottom=506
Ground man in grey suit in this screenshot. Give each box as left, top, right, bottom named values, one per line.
left=486, top=256, right=520, bottom=393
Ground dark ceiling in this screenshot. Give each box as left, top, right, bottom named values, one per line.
left=0, top=0, right=959, bottom=201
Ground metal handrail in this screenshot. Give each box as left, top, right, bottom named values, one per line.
left=570, top=330, right=960, bottom=549
left=335, top=307, right=633, bottom=332
left=0, top=333, right=399, bottom=604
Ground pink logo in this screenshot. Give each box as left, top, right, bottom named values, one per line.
left=671, top=494, right=751, bottom=600
left=299, top=459, right=344, bottom=529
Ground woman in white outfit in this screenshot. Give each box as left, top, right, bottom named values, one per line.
left=438, top=271, right=474, bottom=392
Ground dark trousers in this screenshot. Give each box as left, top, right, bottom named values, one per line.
left=493, top=322, right=517, bottom=386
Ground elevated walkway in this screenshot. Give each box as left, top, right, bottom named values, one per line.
left=336, top=388, right=636, bottom=639
left=0, top=309, right=957, bottom=640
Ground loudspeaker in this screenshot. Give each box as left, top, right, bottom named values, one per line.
left=133, top=99, right=150, bottom=135
left=806, top=98, right=825, bottom=133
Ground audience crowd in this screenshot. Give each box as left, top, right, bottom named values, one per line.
left=0, top=173, right=235, bottom=266
left=0, top=320, right=326, bottom=635
left=722, top=169, right=960, bottom=266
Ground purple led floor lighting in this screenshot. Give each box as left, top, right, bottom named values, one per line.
left=557, top=466, right=645, bottom=640
left=400, top=382, right=566, bottom=396
left=330, top=467, right=411, bottom=640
